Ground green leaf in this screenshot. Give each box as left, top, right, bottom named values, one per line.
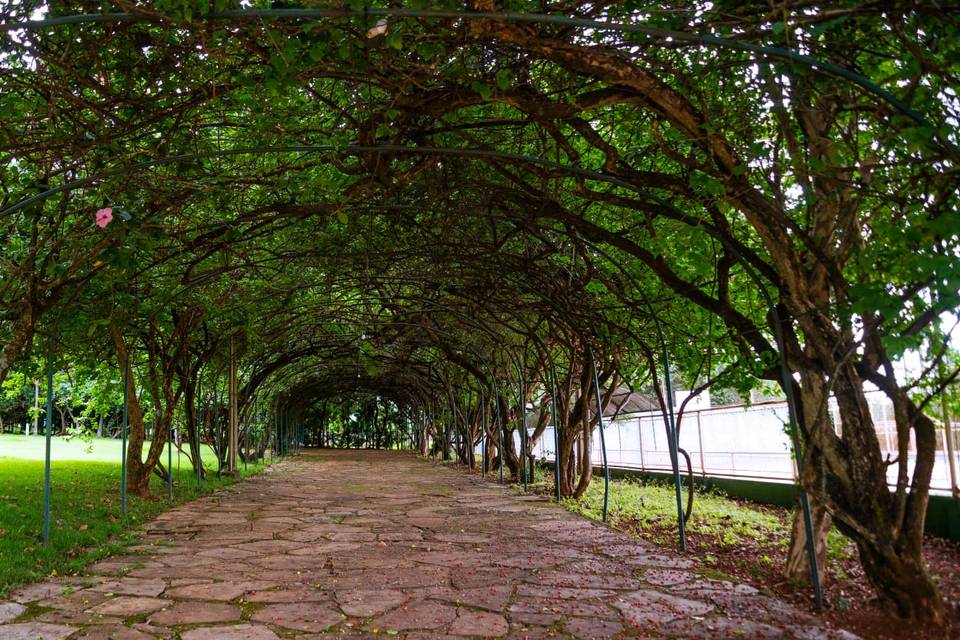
left=495, top=68, right=512, bottom=91
left=386, top=30, right=403, bottom=51
left=471, top=81, right=493, bottom=100
left=309, top=44, right=326, bottom=63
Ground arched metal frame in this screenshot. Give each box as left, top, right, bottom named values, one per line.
left=480, top=386, right=486, bottom=478
left=42, top=343, right=54, bottom=545
left=547, top=355, right=561, bottom=503
left=515, top=362, right=528, bottom=490
left=491, top=375, right=505, bottom=484
left=121, top=355, right=129, bottom=514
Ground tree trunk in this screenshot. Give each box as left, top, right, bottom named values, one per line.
left=784, top=495, right=831, bottom=587
left=501, top=426, right=520, bottom=479
left=556, top=415, right=579, bottom=497
left=182, top=369, right=205, bottom=479
left=572, top=413, right=593, bottom=498
left=112, top=310, right=196, bottom=497
left=419, top=425, right=430, bottom=456
left=113, top=338, right=151, bottom=497
left=784, top=374, right=833, bottom=586
left=802, top=357, right=944, bottom=623
left=858, top=540, right=943, bottom=621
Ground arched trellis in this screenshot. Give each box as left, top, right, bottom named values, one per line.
left=253, top=318, right=506, bottom=452
left=4, top=9, right=950, bottom=617
left=8, top=140, right=818, bottom=587
left=5, top=7, right=953, bottom=161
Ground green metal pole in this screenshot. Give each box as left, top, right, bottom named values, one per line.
left=699, top=238, right=822, bottom=607
left=772, top=304, right=825, bottom=610
left=480, top=387, right=486, bottom=478
left=516, top=365, right=528, bottom=489
left=42, top=345, right=54, bottom=545
left=195, top=378, right=202, bottom=489
left=464, top=394, right=474, bottom=470
left=492, top=377, right=504, bottom=483
left=660, top=339, right=687, bottom=550
left=167, top=421, right=173, bottom=499
left=214, top=383, right=223, bottom=480
left=587, top=346, right=610, bottom=523
left=121, top=356, right=129, bottom=515
left=452, top=401, right=460, bottom=467
left=548, top=356, right=561, bottom=502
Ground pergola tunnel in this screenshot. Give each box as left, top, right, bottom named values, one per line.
left=1, top=2, right=958, bottom=636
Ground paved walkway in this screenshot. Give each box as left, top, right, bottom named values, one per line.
left=0, top=450, right=858, bottom=639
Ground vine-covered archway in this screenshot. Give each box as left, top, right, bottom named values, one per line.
left=1, top=1, right=957, bottom=624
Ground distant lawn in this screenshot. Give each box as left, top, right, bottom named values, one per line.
left=0, top=433, right=225, bottom=464
left=0, top=433, right=265, bottom=597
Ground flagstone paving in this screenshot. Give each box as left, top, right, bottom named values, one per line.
left=0, top=450, right=860, bottom=639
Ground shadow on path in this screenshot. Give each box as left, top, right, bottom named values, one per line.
left=0, top=449, right=859, bottom=639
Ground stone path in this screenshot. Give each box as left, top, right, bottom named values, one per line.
left=0, top=450, right=858, bottom=639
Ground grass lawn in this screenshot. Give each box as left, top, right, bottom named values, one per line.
left=563, top=475, right=851, bottom=560
left=0, top=433, right=265, bottom=597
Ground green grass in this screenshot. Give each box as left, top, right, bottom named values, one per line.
left=0, top=433, right=222, bottom=463
left=0, top=434, right=264, bottom=597
left=568, top=477, right=783, bottom=544
left=563, top=476, right=852, bottom=560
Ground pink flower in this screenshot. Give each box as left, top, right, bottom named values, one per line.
left=95, top=207, right=113, bottom=228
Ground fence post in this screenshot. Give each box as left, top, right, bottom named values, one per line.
left=637, top=417, right=645, bottom=472
left=696, top=410, right=706, bottom=477
left=941, top=392, right=959, bottom=498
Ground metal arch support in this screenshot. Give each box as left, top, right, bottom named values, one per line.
left=194, top=362, right=205, bottom=489
left=491, top=375, right=505, bottom=483
left=714, top=241, right=825, bottom=610
left=461, top=392, right=473, bottom=469
left=624, top=277, right=689, bottom=551
left=569, top=233, right=689, bottom=551
left=167, top=421, right=174, bottom=499
left=451, top=399, right=460, bottom=466
left=515, top=362, right=528, bottom=490
left=586, top=345, right=610, bottom=523
left=659, top=329, right=687, bottom=552
left=213, top=381, right=224, bottom=478
left=42, top=342, right=54, bottom=545
left=547, top=354, right=562, bottom=502
left=480, top=386, right=486, bottom=478
left=121, top=354, right=129, bottom=515
left=581, top=223, right=822, bottom=606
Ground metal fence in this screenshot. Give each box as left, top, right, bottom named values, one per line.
left=527, top=391, right=960, bottom=495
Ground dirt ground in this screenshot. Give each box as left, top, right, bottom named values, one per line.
left=623, top=500, right=960, bottom=640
